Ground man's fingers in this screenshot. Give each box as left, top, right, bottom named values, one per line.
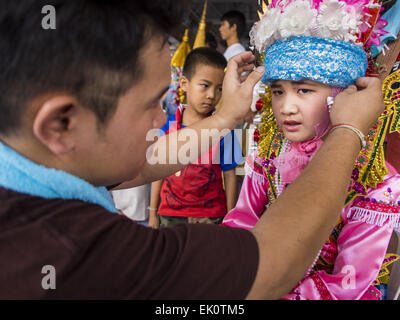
left=225, top=51, right=256, bottom=82
left=237, top=63, right=256, bottom=75
left=230, top=51, right=256, bottom=65
left=242, top=66, right=265, bottom=91
left=342, top=84, right=357, bottom=94
left=330, top=76, right=385, bottom=134
left=356, top=76, right=381, bottom=90
left=356, top=77, right=383, bottom=104
left=340, top=77, right=382, bottom=97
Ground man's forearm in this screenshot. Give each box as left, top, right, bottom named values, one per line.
left=119, top=113, right=236, bottom=188
left=247, top=128, right=361, bottom=299
left=115, top=52, right=264, bottom=189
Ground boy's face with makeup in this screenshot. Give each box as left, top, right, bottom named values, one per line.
left=271, top=79, right=332, bottom=142
left=180, top=63, right=224, bottom=117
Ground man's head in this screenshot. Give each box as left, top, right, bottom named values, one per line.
left=179, top=47, right=226, bottom=117
left=0, top=0, right=183, bottom=185
left=219, top=10, right=246, bottom=43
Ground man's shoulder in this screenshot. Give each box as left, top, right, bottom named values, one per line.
left=224, top=43, right=246, bottom=61
left=0, top=187, right=128, bottom=232
left=0, top=187, right=149, bottom=298
left=231, top=43, right=246, bottom=50
left=226, top=42, right=246, bottom=51
left=0, top=187, right=259, bottom=299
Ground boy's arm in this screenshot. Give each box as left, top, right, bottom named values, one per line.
left=223, top=168, right=238, bottom=213
left=148, top=179, right=163, bottom=229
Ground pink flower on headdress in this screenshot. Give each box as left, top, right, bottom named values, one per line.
left=312, top=0, right=325, bottom=10
left=356, top=0, right=388, bottom=45
left=365, top=17, right=388, bottom=47
left=251, top=0, right=388, bottom=54
left=342, top=0, right=368, bottom=5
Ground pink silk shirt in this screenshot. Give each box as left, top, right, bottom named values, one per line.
left=223, top=152, right=400, bottom=300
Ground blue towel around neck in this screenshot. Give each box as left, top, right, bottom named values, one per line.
left=0, top=141, right=118, bottom=213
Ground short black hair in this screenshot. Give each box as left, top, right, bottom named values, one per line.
left=221, top=10, right=246, bottom=38
left=0, top=0, right=184, bottom=135
left=205, top=32, right=217, bottom=50
left=182, top=47, right=227, bottom=80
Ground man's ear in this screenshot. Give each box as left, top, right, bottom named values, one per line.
left=231, top=23, right=238, bottom=34
left=32, top=96, right=81, bottom=155
left=179, top=76, right=189, bottom=92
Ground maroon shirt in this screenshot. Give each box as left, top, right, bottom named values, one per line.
left=0, top=187, right=259, bottom=299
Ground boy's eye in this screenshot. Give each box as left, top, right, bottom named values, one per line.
left=298, top=88, right=312, bottom=94
left=200, top=84, right=208, bottom=88
left=217, top=87, right=222, bottom=92
left=272, top=90, right=283, bottom=96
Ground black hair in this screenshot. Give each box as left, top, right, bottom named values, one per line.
left=0, top=0, right=184, bottom=135
left=182, top=47, right=227, bottom=80
left=205, top=32, right=217, bottom=49
left=221, top=10, right=246, bottom=38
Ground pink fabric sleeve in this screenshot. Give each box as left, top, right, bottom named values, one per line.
left=222, top=154, right=269, bottom=230
left=284, top=170, right=400, bottom=300
left=284, top=220, right=393, bottom=300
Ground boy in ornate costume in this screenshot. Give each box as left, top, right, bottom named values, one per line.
left=223, top=0, right=400, bottom=299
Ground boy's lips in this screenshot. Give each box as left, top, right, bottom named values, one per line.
left=282, top=120, right=302, bottom=132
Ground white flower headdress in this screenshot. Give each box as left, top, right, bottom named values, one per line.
left=250, top=0, right=388, bottom=53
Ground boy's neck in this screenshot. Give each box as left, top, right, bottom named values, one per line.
left=287, top=131, right=329, bottom=144
left=226, top=35, right=240, bottom=48
left=181, top=106, right=212, bottom=126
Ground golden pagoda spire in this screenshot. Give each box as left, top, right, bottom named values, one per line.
left=258, top=0, right=269, bottom=20
left=171, top=29, right=191, bottom=68
left=193, top=0, right=207, bottom=49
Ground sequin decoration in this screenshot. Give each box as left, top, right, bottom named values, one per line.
left=345, top=114, right=389, bottom=204
left=262, top=36, right=368, bottom=87
left=256, top=83, right=392, bottom=206
left=383, top=70, right=400, bottom=134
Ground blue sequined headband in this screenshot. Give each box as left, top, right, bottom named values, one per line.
left=262, top=36, right=368, bottom=87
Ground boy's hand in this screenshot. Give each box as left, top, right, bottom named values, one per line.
left=148, top=210, right=159, bottom=229
left=217, top=52, right=265, bottom=128
left=330, top=77, right=384, bottom=135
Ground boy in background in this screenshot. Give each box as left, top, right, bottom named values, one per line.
left=219, top=10, right=247, bottom=61
left=149, top=47, right=244, bottom=228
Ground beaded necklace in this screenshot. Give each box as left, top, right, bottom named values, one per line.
left=273, top=138, right=290, bottom=198
left=254, top=79, right=398, bottom=207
